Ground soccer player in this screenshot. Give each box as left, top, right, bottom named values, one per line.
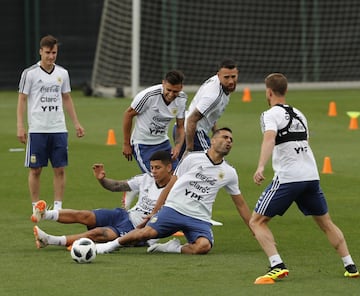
left=95, top=128, right=252, bottom=255
left=122, top=70, right=187, bottom=173
left=17, top=35, right=85, bottom=212
left=32, top=151, right=173, bottom=248
left=175, top=59, right=238, bottom=160
left=250, top=73, right=359, bottom=284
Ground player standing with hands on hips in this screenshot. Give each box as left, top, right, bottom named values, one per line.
left=17, top=35, right=85, bottom=214
left=250, top=73, right=359, bottom=284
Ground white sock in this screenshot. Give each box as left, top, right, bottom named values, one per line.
left=43, top=210, right=59, bottom=221
left=47, top=234, right=67, bottom=246
left=171, top=244, right=182, bottom=253
left=269, top=254, right=283, bottom=267
left=342, top=255, right=355, bottom=267
left=96, top=238, right=121, bottom=254
left=54, top=201, right=62, bottom=210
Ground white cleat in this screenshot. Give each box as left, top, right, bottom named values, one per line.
left=31, top=200, right=47, bottom=223
left=33, top=226, right=49, bottom=249
left=147, top=238, right=181, bottom=253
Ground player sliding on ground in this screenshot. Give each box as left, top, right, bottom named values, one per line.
left=31, top=151, right=173, bottom=248
left=95, top=128, right=252, bottom=255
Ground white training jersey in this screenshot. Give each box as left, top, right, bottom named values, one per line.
left=186, top=75, right=230, bottom=133
left=18, top=62, right=71, bottom=133
left=260, top=104, right=319, bottom=183
left=127, top=173, right=165, bottom=227
left=130, top=84, right=187, bottom=145
left=165, top=151, right=241, bottom=223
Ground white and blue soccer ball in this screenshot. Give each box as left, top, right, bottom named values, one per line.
left=70, top=238, right=97, bottom=263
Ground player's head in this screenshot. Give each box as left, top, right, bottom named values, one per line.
left=210, top=127, right=233, bottom=156
left=162, top=70, right=185, bottom=103
left=40, top=35, right=58, bottom=50
left=265, top=73, right=288, bottom=97
left=149, top=151, right=173, bottom=183
left=217, top=59, right=238, bottom=95
left=39, top=35, right=58, bottom=65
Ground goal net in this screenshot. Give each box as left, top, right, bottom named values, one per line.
left=90, top=0, right=360, bottom=97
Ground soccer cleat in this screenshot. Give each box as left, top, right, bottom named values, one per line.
left=254, top=264, right=289, bottom=284
left=31, top=200, right=47, bottom=223
left=33, top=226, right=49, bottom=249
left=147, top=238, right=181, bottom=253
left=344, top=264, right=359, bottom=278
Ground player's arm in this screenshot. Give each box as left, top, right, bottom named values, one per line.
left=16, top=93, right=27, bottom=144
left=122, top=107, right=138, bottom=161
left=231, top=193, right=253, bottom=233
left=253, top=130, right=276, bottom=185
left=62, top=92, right=85, bottom=137
left=185, top=108, right=203, bottom=152
left=172, top=118, right=185, bottom=160
left=92, top=163, right=131, bottom=192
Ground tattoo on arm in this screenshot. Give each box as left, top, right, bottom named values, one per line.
left=99, top=178, right=131, bottom=192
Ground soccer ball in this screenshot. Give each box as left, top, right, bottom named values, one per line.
left=70, top=238, right=97, bottom=263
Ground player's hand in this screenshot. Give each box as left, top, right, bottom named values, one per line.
left=122, top=143, right=133, bottom=161
left=75, top=125, right=85, bottom=138
left=253, top=168, right=265, bottom=185
left=171, top=147, right=180, bottom=161
left=136, top=214, right=152, bottom=229
left=92, top=163, right=105, bottom=180
left=17, top=127, right=27, bottom=144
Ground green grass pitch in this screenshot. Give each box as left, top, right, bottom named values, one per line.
left=1, top=88, right=359, bottom=295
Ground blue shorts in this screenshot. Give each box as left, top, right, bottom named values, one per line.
left=147, top=206, right=214, bottom=246
left=173, top=125, right=210, bottom=160
left=91, top=208, right=135, bottom=237
left=254, top=178, right=328, bottom=217
left=25, top=133, right=68, bottom=168
left=132, top=140, right=178, bottom=173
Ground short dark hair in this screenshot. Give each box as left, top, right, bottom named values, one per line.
left=265, top=73, right=288, bottom=96
left=212, top=127, right=233, bottom=137
left=164, top=70, right=185, bottom=85
left=218, top=59, right=237, bottom=70
left=149, top=150, right=172, bottom=164
left=40, top=35, right=58, bottom=49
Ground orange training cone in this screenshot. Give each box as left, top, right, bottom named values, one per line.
left=242, top=87, right=252, bottom=102
left=321, top=156, right=333, bottom=174
left=328, top=101, right=337, bottom=117
left=346, top=111, right=360, bottom=130
left=106, top=129, right=117, bottom=145
left=349, top=117, right=359, bottom=130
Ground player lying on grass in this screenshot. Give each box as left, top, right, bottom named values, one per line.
left=95, top=127, right=252, bottom=255
left=32, top=151, right=173, bottom=248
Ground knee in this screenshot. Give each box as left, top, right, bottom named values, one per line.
left=54, top=168, right=65, bottom=177
left=30, top=167, right=42, bottom=177
left=249, top=216, right=259, bottom=232
left=249, top=214, right=268, bottom=232
left=192, top=238, right=212, bottom=255
left=87, top=227, right=115, bottom=242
